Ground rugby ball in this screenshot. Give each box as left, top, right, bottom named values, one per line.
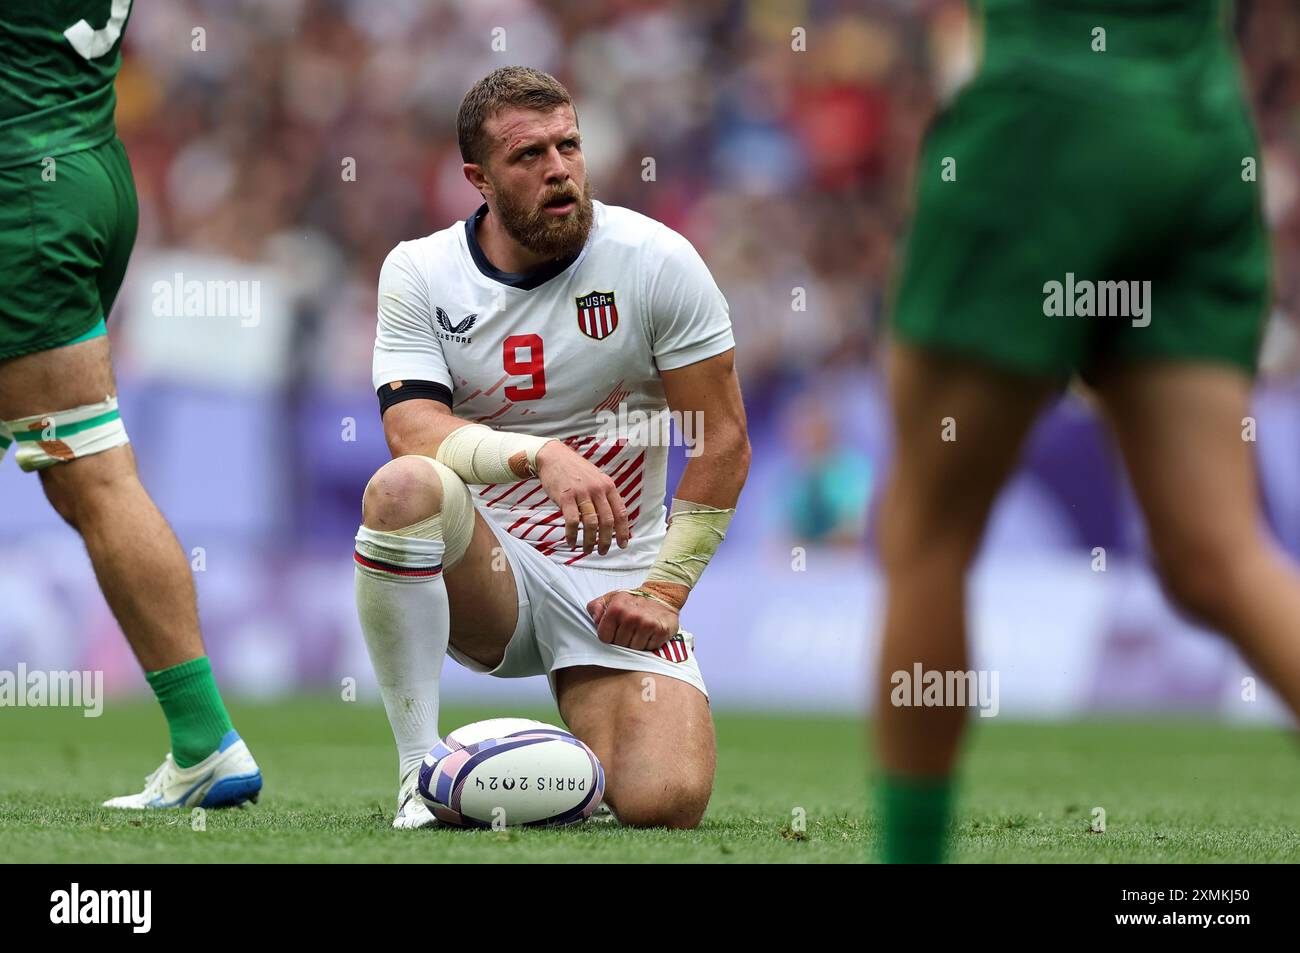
left=417, top=717, right=604, bottom=827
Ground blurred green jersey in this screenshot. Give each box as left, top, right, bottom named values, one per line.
left=0, top=0, right=133, bottom=169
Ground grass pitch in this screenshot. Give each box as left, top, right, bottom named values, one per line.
left=2, top=698, right=1298, bottom=863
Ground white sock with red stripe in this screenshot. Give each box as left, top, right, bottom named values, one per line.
left=354, top=520, right=449, bottom=782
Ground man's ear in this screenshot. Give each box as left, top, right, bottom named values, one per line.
left=463, top=163, right=490, bottom=198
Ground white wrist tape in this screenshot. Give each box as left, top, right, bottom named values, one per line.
left=435, top=423, right=553, bottom=485
left=643, top=498, right=735, bottom=591
left=5, top=395, right=130, bottom=472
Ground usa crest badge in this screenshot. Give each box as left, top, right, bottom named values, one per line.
left=654, top=634, right=691, bottom=664
left=576, top=290, right=618, bottom=340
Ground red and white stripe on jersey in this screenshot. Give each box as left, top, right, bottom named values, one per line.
left=579, top=303, right=617, bottom=340
left=592, top=381, right=632, bottom=415
left=476, top=433, right=647, bottom=566
left=654, top=635, right=690, bottom=663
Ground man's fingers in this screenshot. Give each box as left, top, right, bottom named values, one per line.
left=645, top=623, right=674, bottom=652
left=626, top=622, right=652, bottom=652
left=623, top=605, right=662, bottom=651
left=603, top=600, right=635, bottom=647
left=591, top=493, right=615, bottom=555
left=578, top=497, right=598, bottom=552
left=561, top=494, right=580, bottom=549
left=607, top=484, right=630, bottom=549
left=539, top=446, right=631, bottom=552
left=592, top=592, right=678, bottom=651
left=596, top=601, right=619, bottom=643
left=614, top=618, right=640, bottom=649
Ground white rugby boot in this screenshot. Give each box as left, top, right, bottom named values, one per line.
left=103, top=730, right=263, bottom=809
left=393, top=766, right=438, bottom=830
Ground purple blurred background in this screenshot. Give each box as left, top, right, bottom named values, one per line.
left=2, top=0, right=1298, bottom=717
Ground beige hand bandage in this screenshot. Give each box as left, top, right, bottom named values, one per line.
left=643, top=498, right=735, bottom=592
left=435, top=423, right=554, bottom=485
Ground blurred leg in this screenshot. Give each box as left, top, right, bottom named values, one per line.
left=1093, top=362, right=1300, bottom=719
left=0, top=335, right=232, bottom=767
left=876, top=343, right=1054, bottom=860
left=0, top=336, right=205, bottom=671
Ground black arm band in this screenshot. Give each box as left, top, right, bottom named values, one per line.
left=377, top=379, right=453, bottom=416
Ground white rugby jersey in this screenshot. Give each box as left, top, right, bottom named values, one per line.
left=372, top=200, right=734, bottom=571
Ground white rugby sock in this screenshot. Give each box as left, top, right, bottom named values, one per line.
left=354, top=519, right=450, bottom=784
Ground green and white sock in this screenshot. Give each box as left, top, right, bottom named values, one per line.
left=145, top=656, right=234, bottom=768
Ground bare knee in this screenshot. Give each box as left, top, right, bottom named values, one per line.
left=1153, top=534, right=1259, bottom=629
left=612, top=773, right=713, bottom=830
left=362, top=456, right=443, bottom=531
left=879, top=476, right=983, bottom=577
left=40, top=470, right=80, bottom=527
left=39, top=449, right=138, bottom=530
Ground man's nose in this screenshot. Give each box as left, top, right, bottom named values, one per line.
left=541, top=146, right=569, bottom=182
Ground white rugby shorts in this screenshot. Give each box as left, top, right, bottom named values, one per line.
left=447, top=515, right=708, bottom=699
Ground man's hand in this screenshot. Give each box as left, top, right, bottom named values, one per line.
left=535, top=440, right=630, bottom=554
left=586, top=588, right=681, bottom=652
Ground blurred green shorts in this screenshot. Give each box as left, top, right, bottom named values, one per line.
left=891, top=39, right=1270, bottom=378
left=0, top=136, right=138, bottom=361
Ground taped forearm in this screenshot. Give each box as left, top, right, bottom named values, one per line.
left=434, top=423, right=554, bottom=485
left=640, top=498, right=735, bottom=607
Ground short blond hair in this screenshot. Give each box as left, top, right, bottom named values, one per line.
left=457, top=66, right=575, bottom=166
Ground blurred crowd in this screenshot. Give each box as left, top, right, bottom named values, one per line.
left=103, top=0, right=1300, bottom=546
left=5, top=0, right=1299, bottom=702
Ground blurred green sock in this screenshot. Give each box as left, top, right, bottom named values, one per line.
left=145, top=656, right=234, bottom=768
left=879, top=773, right=953, bottom=864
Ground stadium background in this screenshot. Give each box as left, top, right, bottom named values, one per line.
left=2, top=0, right=1298, bottom=720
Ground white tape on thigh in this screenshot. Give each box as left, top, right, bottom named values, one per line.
left=4, top=395, right=130, bottom=472
left=399, top=456, right=475, bottom=569
left=0, top=420, right=13, bottom=467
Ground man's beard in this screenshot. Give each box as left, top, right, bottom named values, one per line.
left=494, top=178, right=594, bottom=261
